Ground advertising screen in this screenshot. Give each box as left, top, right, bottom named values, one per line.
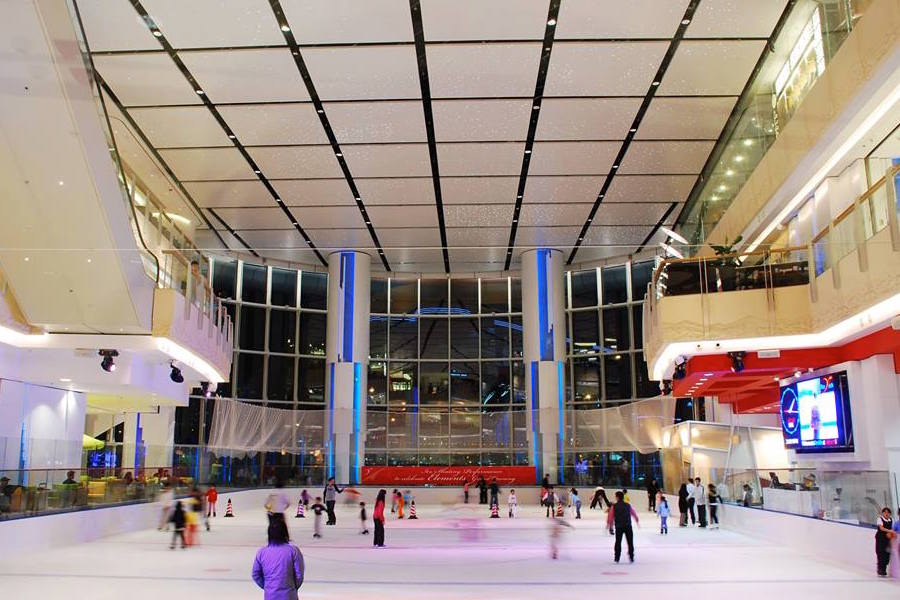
left=780, top=370, right=853, bottom=453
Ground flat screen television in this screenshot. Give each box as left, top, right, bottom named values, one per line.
left=780, top=370, right=853, bottom=454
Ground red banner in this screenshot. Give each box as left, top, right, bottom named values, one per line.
left=361, top=466, right=536, bottom=486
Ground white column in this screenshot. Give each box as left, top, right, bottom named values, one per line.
left=520, top=248, right=567, bottom=484
left=325, top=251, right=371, bottom=485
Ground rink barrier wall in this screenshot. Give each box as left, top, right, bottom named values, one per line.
left=718, top=502, right=877, bottom=574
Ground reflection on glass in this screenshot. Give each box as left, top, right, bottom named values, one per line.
left=419, top=362, right=449, bottom=405
left=300, top=272, right=327, bottom=310
left=602, top=306, right=631, bottom=352
left=572, top=357, right=600, bottom=407
left=480, top=278, right=509, bottom=313
left=390, top=279, right=417, bottom=314
left=635, top=352, right=659, bottom=398
left=241, top=263, right=267, bottom=303
left=420, top=279, right=448, bottom=314
left=604, top=354, right=632, bottom=401
left=450, top=279, right=478, bottom=313
left=388, top=362, right=417, bottom=407
left=450, top=361, right=479, bottom=404
left=267, top=356, right=294, bottom=401
left=481, top=361, right=511, bottom=406
left=368, top=362, right=387, bottom=405
left=298, top=358, right=325, bottom=405
left=239, top=306, right=266, bottom=351
left=450, top=318, right=478, bottom=359
left=212, top=259, right=236, bottom=300
left=601, top=265, right=627, bottom=304
left=419, top=318, right=448, bottom=359
left=450, top=408, right=480, bottom=449
left=481, top=317, right=510, bottom=359
left=236, top=353, right=264, bottom=399
left=369, top=317, right=387, bottom=359
left=571, top=269, right=598, bottom=308
left=269, top=309, right=296, bottom=353
left=511, top=316, right=523, bottom=358
left=389, top=317, right=418, bottom=359
left=571, top=310, right=599, bottom=354
left=270, top=267, right=297, bottom=307
left=370, top=278, right=388, bottom=313
left=630, top=260, right=654, bottom=302
left=299, top=313, right=326, bottom=356
left=512, top=361, right=525, bottom=404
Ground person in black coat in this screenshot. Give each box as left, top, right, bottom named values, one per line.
left=677, top=483, right=689, bottom=527
left=646, top=479, right=659, bottom=512
left=170, top=501, right=187, bottom=549
left=489, top=478, right=500, bottom=507
left=477, top=476, right=488, bottom=505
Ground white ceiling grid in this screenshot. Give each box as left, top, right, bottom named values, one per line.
left=79, top=0, right=788, bottom=273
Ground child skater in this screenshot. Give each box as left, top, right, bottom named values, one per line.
left=396, top=489, right=405, bottom=519
left=570, top=488, right=582, bottom=519
left=391, top=489, right=399, bottom=514
left=169, top=501, right=187, bottom=550
left=359, top=501, right=369, bottom=535
left=658, top=496, right=670, bottom=534
left=549, top=513, right=573, bottom=559
left=311, top=497, right=326, bottom=539
left=507, top=489, right=518, bottom=518
left=300, top=488, right=310, bottom=508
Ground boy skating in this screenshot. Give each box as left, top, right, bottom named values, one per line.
left=311, top=497, right=326, bottom=539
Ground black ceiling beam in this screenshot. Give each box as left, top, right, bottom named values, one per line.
left=566, top=0, right=701, bottom=265
left=409, top=0, right=450, bottom=273
left=634, top=202, right=679, bottom=254
left=268, top=0, right=390, bottom=271
left=503, top=0, right=562, bottom=270
left=128, top=0, right=326, bottom=266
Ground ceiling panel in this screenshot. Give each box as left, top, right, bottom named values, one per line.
left=324, top=101, right=426, bottom=143
left=421, top=0, right=547, bottom=41
left=271, top=180, right=357, bottom=206
left=592, top=202, right=671, bottom=225
left=687, top=0, right=787, bottom=38
left=437, top=143, right=525, bottom=176
left=519, top=203, right=592, bottom=227
left=583, top=224, right=654, bottom=246
left=604, top=175, right=697, bottom=203
left=433, top=100, right=531, bottom=142
left=366, top=204, right=438, bottom=229
left=529, top=142, right=619, bottom=175
left=377, top=228, right=443, bottom=247
left=427, top=43, right=543, bottom=98
left=451, top=248, right=509, bottom=264
left=524, top=175, right=604, bottom=204
left=180, top=49, right=310, bottom=104
left=441, top=177, right=519, bottom=205
left=129, top=106, right=231, bottom=148
left=443, top=204, right=514, bottom=228
left=211, top=208, right=294, bottom=230
left=77, top=0, right=161, bottom=51
left=515, top=226, right=581, bottom=247
left=141, top=0, right=285, bottom=48
left=341, top=144, right=432, bottom=177
left=159, top=147, right=254, bottom=180
left=281, top=0, right=414, bottom=44
left=228, top=229, right=304, bottom=250
left=446, top=227, right=510, bottom=247
left=94, top=54, right=201, bottom=106
left=637, top=97, right=737, bottom=140
left=247, top=146, right=343, bottom=179
left=185, top=180, right=273, bottom=208
left=308, top=229, right=380, bottom=250
left=291, top=206, right=366, bottom=229
left=353, top=178, right=435, bottom=206
left=545, top=42, right=668, bottom=96
left=536, top=98, right=642, bottom=141
left=572, top=246, right=637, bottom=263
left=194, top=228, right=236, bottom=252
left=658, top=40, right=766, bottom=95
left=385, top=248, right=445, bottom=268
left=556, top=0, right=689, bottom=39
left=302, top=46, right=421, bottom=101
left=619, top=141, right=714, bottom=174
left=218, top=104, right=327, bottom=145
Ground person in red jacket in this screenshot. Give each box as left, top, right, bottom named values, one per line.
left=206, top=484, right=218, bottom=518
left=373, top=489, right=387, bottom=548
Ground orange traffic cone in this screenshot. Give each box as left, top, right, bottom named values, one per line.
left=490, top=502, right=500, bottom=518
left=408, top=500, right=417, bottom=519
left=555, top=501, right=563, bottom=517
left=295, top=500, right=305, bottom=518
left=224, top=498, right=235, bottom=517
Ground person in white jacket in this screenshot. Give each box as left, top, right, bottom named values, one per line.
left=692, top=477, right=708, bottom=528
left=507, top=489, right=518, bottom=518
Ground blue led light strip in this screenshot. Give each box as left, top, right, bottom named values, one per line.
left=328, top=363, right=336, bottom=478
left=341, top=252, right=355, bottom=362
left=353, top=362, right=363, bottom=485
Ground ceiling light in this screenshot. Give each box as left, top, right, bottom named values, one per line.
left=725, top=169, right=735, bottom=176
left=524, top=149, right=531, bottom=154
left=547, top=18, right=556, bottom=26
left=728, top=351, right=746, bottom=373
left=58, top=180, right=64, bottom=186
left=170, top=363, right=184, bottom=383
left=195, top=89, right=204, bottom=95
left=681, top=18, right=691, bottom=25
left=533, top=105, right=540, bottom=110
left=281, top=24, right=291, bottom=32
left=254, top=169, right=261, bottom=174
left=59, top=378, right=71, bottom=383
left=629, top=128, right=637, bottom=133
left=335, top=152, right=342, bottom=157
left=717, top=184, right=727, bottom=192
left=652, top=80, right=660, bottom=86
left=710, top=195, right=719, bottom=201
left=365, top=220, right=371, bottom=225
left=317, top=109, right=324, bottom=114
left=659, top=226, right=688, bottom=245
left=200, top=381, right=213, bottom=398
left=228, top=134, right=235, bottom=139
left=24, top=257, right=29, bottom=262
left=612, top=164, right=618, bottom=169
left=99, top=349, right=118, bottom=373
left=743, top=139, right=754, bottom=147
left=516, top=195, right=522, bottom=199
left=86, top=258, right=92, bottom=264
left=152, top=30, right=162, bottom=37
left=659, top=242, right=683, bottom=258
left=734, top=155, right=745, bottom=162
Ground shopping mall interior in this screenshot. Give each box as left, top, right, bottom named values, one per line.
left=1, top=0, right=899, bottom=597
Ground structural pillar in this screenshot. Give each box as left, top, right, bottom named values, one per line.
left=521, top=248, right=567, bottom=484
left=324, top=251, right=370, bottom=485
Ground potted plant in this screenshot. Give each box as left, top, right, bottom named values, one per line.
left=709, top=235, right=742, bottom=291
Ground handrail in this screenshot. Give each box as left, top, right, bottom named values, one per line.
left=653, top=163, right=900, bottom=290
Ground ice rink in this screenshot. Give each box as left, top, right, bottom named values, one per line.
left=1, top=500, right=896, bottom=599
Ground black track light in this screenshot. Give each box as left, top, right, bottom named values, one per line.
left=99, top=349, right=118, bottom=373
left=170, top=363, right=184, bottom=383
left=729, top=351, right=746, bottom=373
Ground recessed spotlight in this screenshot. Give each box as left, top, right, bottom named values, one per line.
left=275, top=198, right=283, bottom=203
left=734, top=155, right=744, bottom=162
left=516, top=195, right=522, bottom=199
left=152, top=30, right=162, bottom=37
left=355, top=196, right=361, bottom=201
left=725, top=169, right=735, bottom=176
left=291, top=221, right=298, bottom=226
left=195, top=89, right=204, bottom=95
left=335, top=152, right=342, bottom=157
left=547, top=18, right=556, bottom=26
left=365, top=220, right=371, bottom=225
left=281, top=24, right=291, bottom=32
left=743, top=138, right=754, bottom=146
left=59, top=378, right=71, bottom=382
left=651, top=80, right=660, bottom=86
left=710, top=195, right=719, bottom=201
left=512, top=219, right=518, bottom=223
left=629, top=128, right=636, bottom=133
left=524, top=149, right=531, bottom=154
left=317, top=108, right=324, bottom=114
left=228, top=134, right=236, bottom=139
left=533, top=105, right=540, bottom=110
left=718, top=184, right=727, bottom=192
left=58, top=180, right=64, bottom=186
left=681, top=18, right=691, bottom=25
left=254, top=169, right=261, bottom=174
left=23, top=257, right=29, bottom=262
left=86, top=258, right=92, bottom=264
left=612, top=164, right=619, bottom=169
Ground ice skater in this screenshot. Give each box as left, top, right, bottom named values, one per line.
left=544, top=485, right=556, bottom=518
left=607, top=490, right=640, bottom=563
left=570, top=488, right=582, bottom=519
left=463, top=481, right=470, bottom=504
left=590, top=486, right=611, bottom=510
left=549, top=514, right=573, bottom=559
left=323, top=477, right=343, bottom=525
left=300, top=488, right=310, bottom=508
left=391, top=489, right=399, bottom=513
left=158, top=483, right=174, bottom=531
left=647, top=478, right=659, bottom=512
left=876, top=506, right=894, bottom=577
left=507, top=489, right=518, bottom=518
left=659, top=496, right=670, bottom=534
left=477, top=476, right=488, bottom=505
left=205, top=484, right=218, bottom=518
left=396, top=489, right=405, bottom=519
left=252, top=518, right=304, bottom=598
left=359, top=502, right=369, bottom=535
left=489, top=478, right=500, bottom=508
left=169, top=501, right=187, bottom=549
left=678, top=482, right=690, bottom=527
left=693, top=477, right=708, bottom=528
left=373, top=489, right=387, bottom=548
left=311, top=497, right=325, bottom=539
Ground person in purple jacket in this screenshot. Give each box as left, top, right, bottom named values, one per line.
left=252, top=519, right=305, bottom=600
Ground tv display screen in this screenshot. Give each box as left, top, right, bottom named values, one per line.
left=780, top=371, right=853, bottom=453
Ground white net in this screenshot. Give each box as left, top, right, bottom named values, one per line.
left=207, top=398, right=325, bottom=457
left=568, top=396, right=675, bottom=453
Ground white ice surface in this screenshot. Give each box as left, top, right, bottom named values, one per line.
left=1, top=501, right=896, bottom=598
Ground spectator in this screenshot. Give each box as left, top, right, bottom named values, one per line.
left=252, top=519, right=305, bottom=598
left=62, top=471, right=77, bottom=485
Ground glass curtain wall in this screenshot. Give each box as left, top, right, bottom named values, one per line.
left=367, top=277, right=527, bottom=467
left=563, top=258, right=663, bottom=486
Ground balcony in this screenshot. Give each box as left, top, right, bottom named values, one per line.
left=645, top=164, right=900, bottom=380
